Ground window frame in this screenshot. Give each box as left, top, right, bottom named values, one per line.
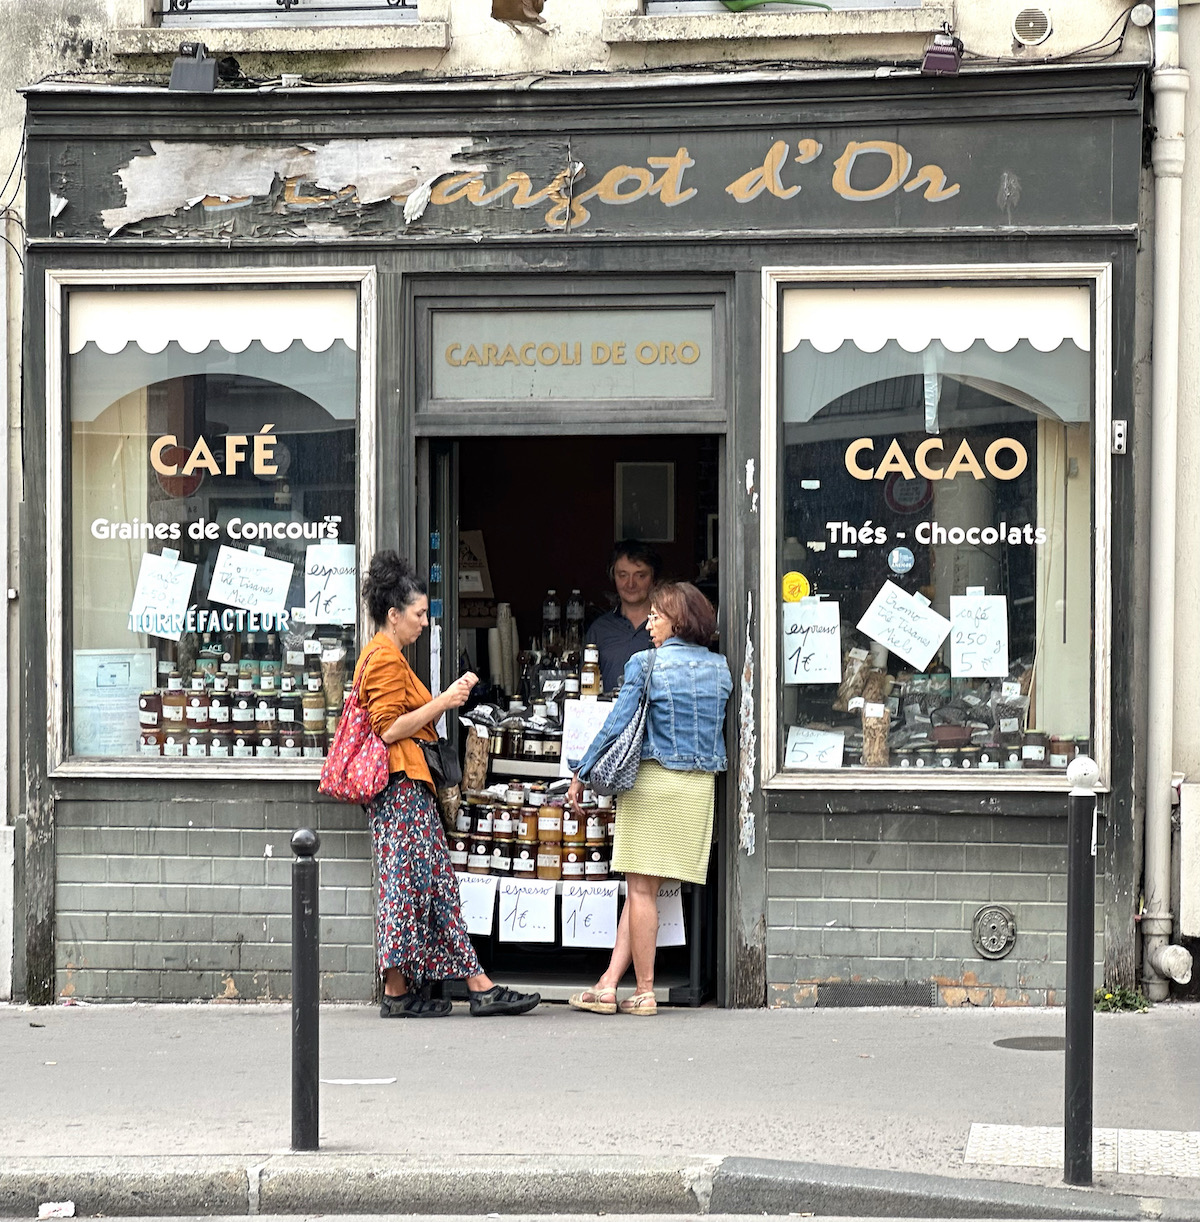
left=758, top=262, right=1113, bottom=792
left=46, top=265, right=378, bottom=778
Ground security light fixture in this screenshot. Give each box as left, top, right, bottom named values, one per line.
left=1130, top=3, right=1154, bottom=26
left=921, top=24, right=963, bottom=76
left=169, top=41, right=218, bottom=93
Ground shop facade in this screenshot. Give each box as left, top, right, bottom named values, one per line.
left=17, top=64, right=1144, bottom=1006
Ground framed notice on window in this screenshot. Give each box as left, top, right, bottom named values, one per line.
left=73, top=648, right=156, bottom=756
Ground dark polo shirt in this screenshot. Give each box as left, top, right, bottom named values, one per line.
left=588, top=608, right=652, bottom=693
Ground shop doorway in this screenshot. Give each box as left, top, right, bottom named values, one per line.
left=420, top=433, right=723, bottom=1003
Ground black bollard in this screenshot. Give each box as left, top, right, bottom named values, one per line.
left=291, top=827, right=321, bottom=1151
left=1063, top=756, right=1099, bottom=1186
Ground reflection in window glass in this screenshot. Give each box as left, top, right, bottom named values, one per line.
left=69, top=291, right=358, bottom=761
left=777, top=287, right=1093, bottom=775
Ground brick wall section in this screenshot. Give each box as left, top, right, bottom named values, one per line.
left=55, top=798, right=375, bottom=1002
left=766, top=812, right=1106, bottom=1007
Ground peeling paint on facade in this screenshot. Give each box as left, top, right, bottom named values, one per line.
left=102, top=137, right=488, bottom=233
left=738, top=590, right=756, bottom=857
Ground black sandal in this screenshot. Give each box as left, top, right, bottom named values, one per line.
left=380, top=993, right=452, bottom=1018
left=468, top=984, right=540, bottom=1017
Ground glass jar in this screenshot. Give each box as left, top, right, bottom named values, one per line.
left=139, top=728, right=163, bottom=757
left=1022, top=730, right=1049, bottom=769
left=279, top=730, right=303, bottom=759
left=162, top=672, right=186, bottom=727
left=208, top=732, right=230, bottom=759
left=302, top=731, right=326, bottom=759
left=585, top=845, right=609, bottom=880
left=492, top=807, right=515, bottom=842
left=277, top=688, right=300, bottom=729
left=467, top=837, right=492, bottom=875
left=186, top=674, right=211, bottom=728
left=537, top=805, right=563, bottom=843
left=302, top=691, right=326, bottom=730
left=585, top=810, right=606, bottom=845
left=489, top=843, right=513, bottom=877
left=231, top=733, right=256, bottom=759
left=255, top=690, right=278, bottom=733
left=161, top=730, right=186, bottom=759
left=512, top=842, right=536, bottom=876
left=232, top=676, right=256, bottom=727
left=448, top=835, right=469, bottom=872
left=471, top=805, right=494, bottom=837
left=561, top=845, right=586, bottom=880
left=185, top=730, right=209, bottom=758
left=138, top=691, right=162, bottom=729
left=256, top=733, right=279, bottom=759
left=562, top=807, right=585, bottom=845
left=515, top=808, right=538, bottom=841
left=536, top=842, right=562, bottom=881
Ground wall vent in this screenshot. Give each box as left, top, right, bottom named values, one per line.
left=1013, top=7, right=1052, bottom=45
left=816, top=980, right=936, bottom=1008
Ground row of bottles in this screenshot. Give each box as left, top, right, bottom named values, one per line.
left=540, top=588, right=586, bottom=655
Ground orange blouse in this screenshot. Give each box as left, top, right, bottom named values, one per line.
left=354, top=631, right=437, bottom=786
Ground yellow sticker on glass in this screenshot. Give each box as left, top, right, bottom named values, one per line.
left=782, top=571, right=810, bottom=602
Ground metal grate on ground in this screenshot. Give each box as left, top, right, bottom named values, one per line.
left=965, top=1123, right=1200, bottom=1177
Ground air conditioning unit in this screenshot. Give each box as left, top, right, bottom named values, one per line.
left=1012, top=6, right=1052, bottom=46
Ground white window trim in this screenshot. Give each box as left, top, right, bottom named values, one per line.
left=758, top=262, right=1114, bottom=793
left=45, top=265, right=378, bottom=780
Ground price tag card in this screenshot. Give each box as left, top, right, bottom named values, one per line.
left=949, top=595, right=1009, bottom=677
left=128, top=550, right=197, bottom=642
left=208, top=545, right=293, bottom=614
left=559, top=697, right=616, bottom=777
left=561, top=881, right=620, bottom=948
left=304, top=543, right=357, bottom=626
left=456, top=873, right=498, bottom=936
left=497, top=878, right=557, bottom=943
left=655, top=881, right=686, bottom=948
left=782, top=599, right=841, bottom=684
left=784, top=725, right=845, bottom=770
left=856, top=580, right=951, bottom=672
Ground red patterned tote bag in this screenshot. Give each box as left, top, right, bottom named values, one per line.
left=318, top=653, right=389, bottom=803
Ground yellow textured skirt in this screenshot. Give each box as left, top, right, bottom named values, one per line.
left=611, top=759, right=715, bottom=884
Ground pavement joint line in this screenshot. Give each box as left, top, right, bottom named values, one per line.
left=247, top=1162, right=265, bottom=1216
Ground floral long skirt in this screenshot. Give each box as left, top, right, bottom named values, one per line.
left=367, top=773, right=483, bottom=986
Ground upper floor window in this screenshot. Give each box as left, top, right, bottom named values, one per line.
left=160, top=0, right=418, bottom=27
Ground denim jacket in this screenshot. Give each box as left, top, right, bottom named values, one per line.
left=572, top=639, right=733, bottom=778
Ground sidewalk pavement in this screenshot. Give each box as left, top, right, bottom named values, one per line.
left=1, top=1000, right=1198, bottom=1217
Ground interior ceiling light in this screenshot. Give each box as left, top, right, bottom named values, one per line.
left=1012, top=7, right=1053, bottom=46
left=921, top=24, right=964, bottom=76
left=168, top=41, right=218, bottom=93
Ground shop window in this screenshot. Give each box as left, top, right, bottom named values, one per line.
left=771, top=283, right=1096, bottom=779
left=159, top=0, right=418, bottom=27
left=68, top=287, right=359, bottom=762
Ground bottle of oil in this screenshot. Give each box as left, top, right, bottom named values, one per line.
left=580, top=644, right=603, bottom=697
left=542, top=589, right=562, bottom=654
left=565, top=589, right=585, bottom=653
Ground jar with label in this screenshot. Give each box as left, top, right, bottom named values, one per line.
left=302, top=731, right=325, bottom=759
left=162, top=672, right=186, bottom=726
left=232, top=674, right=255, bottom=723
left=561, top=845, right=586, bottom=880
left=185, top=730, right=209, bottom=758
left=454, top=804, right=474, bottom=836
left=253, top=689, right=277, bottom=733
left=161, top=730, right=186, bottom=759
left=467, top=838, right=492, bottom=875
left=488, top=726, right=503, bottom=758
left=606, top=810, right=617, bottom=848
left=259, top=670, right=277, bottom=695
left=1022, top=730, right=1048, bottom=769
left=580, top=644, right=603, bottom=697
left=449, top=835, right=470, bottom=872
left=585, top=810, right=606, bottom=844
left=522, top=724, right=544, bottom=759
left=499, top=701, right=526, bottom=760
left=527, top=789, right=546, bottom=807
left=279, top=730, right=303, bottom=759
left=492, top=807, right=515, bottom=842
left=302, top=690, right=326, bottom=731
left=220, top=633, right=240, bottom=679
left=585, top=845, right=609, bottom=880
left=1049, top=736, right=1072, bottom=768
left=304, top=670, right=323, bottom=695
left=139, top=728, right=163, bottom=756
left=1003, top=747, right=1023, bottom=770
left=209, top=731, right=231, bottom=759
left=231, top=733, right=256, bottom=759
left=325, top=712, right=341, bottom=740
left=562, top=807, right=584, bottom=846
left=512, top=842, right=537, bottom=876
left=536, top=842, right=562, bottom=881
left=490, top=842, right=513, bottom=876
left=277, top=685, right=299, bottom=728
left=505, top=783, right=526, bottom=807
left=139, top=691, right=162, bottom=729
left=208, top=684, right=230, bottom=726
left=515, top=808, right=537, bottom=841
left=978, top=749, right=1000, bottom=771
left=186, top=674, right=211, bottom=727
left=470, top=805, right=494, bottom=837
left=959, top=747, right=980, bottom=769
left=256, top=733, right=279, bottom=759
left=538, top=804, right=563, bottom=842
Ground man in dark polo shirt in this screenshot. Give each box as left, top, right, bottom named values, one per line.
left=587, top=540, right=662, bottom=693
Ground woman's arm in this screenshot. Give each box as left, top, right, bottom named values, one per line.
left=569, top=652, right=650, bottom=780
left=370, top=667, right=477, bottom=744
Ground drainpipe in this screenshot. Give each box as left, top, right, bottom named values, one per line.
left=1144, top=4, right=1193, bottom=999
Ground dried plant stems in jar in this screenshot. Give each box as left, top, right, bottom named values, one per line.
left=860, top=667, right=891, bottom=767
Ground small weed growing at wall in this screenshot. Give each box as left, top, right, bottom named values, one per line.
left=1094, top=986, right=1150, bottom=1012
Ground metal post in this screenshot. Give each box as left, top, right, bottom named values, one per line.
left=291, top=828, right=320, bottom=1151
left=1064, top=756, right=1099, bottom=1186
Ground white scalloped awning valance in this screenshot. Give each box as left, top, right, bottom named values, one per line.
left=782, top=286, right=1091, bottom=355
left=68, top=289, right=358, bottom=355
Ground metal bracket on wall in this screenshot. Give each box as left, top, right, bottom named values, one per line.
left=1111, top=420, right=1128, bottom=454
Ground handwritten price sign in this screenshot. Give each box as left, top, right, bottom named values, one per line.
left=782, top=599, right=841, bottom=685
left=497, top=878, right=557, bottom=943
left=456, top=873, right=499, bottom=936
left=948, top=595, right=1009, bottom=678
left=561, top=881, right=619, bottom=948
left=655, top=881, right=686, bottom=948
left=784, top=725, right=846, bottom=770
left=304, top=544, right=357, bottom=626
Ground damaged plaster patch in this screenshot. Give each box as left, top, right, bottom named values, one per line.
left=49, top=194, right=68, bottom=220
left=738, top=590, right=756, bottom=856
left=101, top=138, right=488, bottom=234
left=745, top=457, right=757, bottom=513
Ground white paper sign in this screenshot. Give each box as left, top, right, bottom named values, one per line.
left=856, top=580, right=952, bottom=671
left=128, top=551, right=197, bottom=642
left=208, top=546, right=294, bottom=614
left=559, top=697, right=616, bottom=777
left=782, top=599, right=842, bottom=684
left=456, top=873, right=498, bottom=936
left=72, top=648, right=156, bottom=756
left=949, top=595, right=1009, bottom=678
left=305, top=544, right=357, bottom=626
left=784, top=725, right=846, bottom=770
left=655, top=881, right=686, bottom=948
left=561, top=881, right=620, bottom=948
left=497, top=878, right=557, bottom=943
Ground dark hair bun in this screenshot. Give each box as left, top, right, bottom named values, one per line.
left=363, top=550, right=427, bottom=626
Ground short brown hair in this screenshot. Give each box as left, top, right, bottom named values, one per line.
left=652, top=581, right=717, bottom=647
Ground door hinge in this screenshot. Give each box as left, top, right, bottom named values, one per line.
left=1111, top=420, right=1128, bottom=455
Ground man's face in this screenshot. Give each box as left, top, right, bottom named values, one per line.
left=613, top=557, right=654, bottom=610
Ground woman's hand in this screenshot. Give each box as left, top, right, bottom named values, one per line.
left=567, top=775, right=584, bottom=814
left=441, top=671, right=479, bottom=710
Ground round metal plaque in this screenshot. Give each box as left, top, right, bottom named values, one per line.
left=972, top=904, right=1017, bottom=959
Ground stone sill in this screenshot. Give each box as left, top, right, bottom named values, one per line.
left=110, top=21, right=449, bottom=56
left=603, top=6, right=953, bottom=43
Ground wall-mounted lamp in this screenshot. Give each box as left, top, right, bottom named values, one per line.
left=169, top=41, right=218, bottom=92
left=921, top=24, right=964, bottom=76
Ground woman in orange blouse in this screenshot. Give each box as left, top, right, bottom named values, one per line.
left=358, top=551, right=540, bottom=1019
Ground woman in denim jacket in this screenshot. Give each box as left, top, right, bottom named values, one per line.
left=567, top=581, right=732, bottom=1016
